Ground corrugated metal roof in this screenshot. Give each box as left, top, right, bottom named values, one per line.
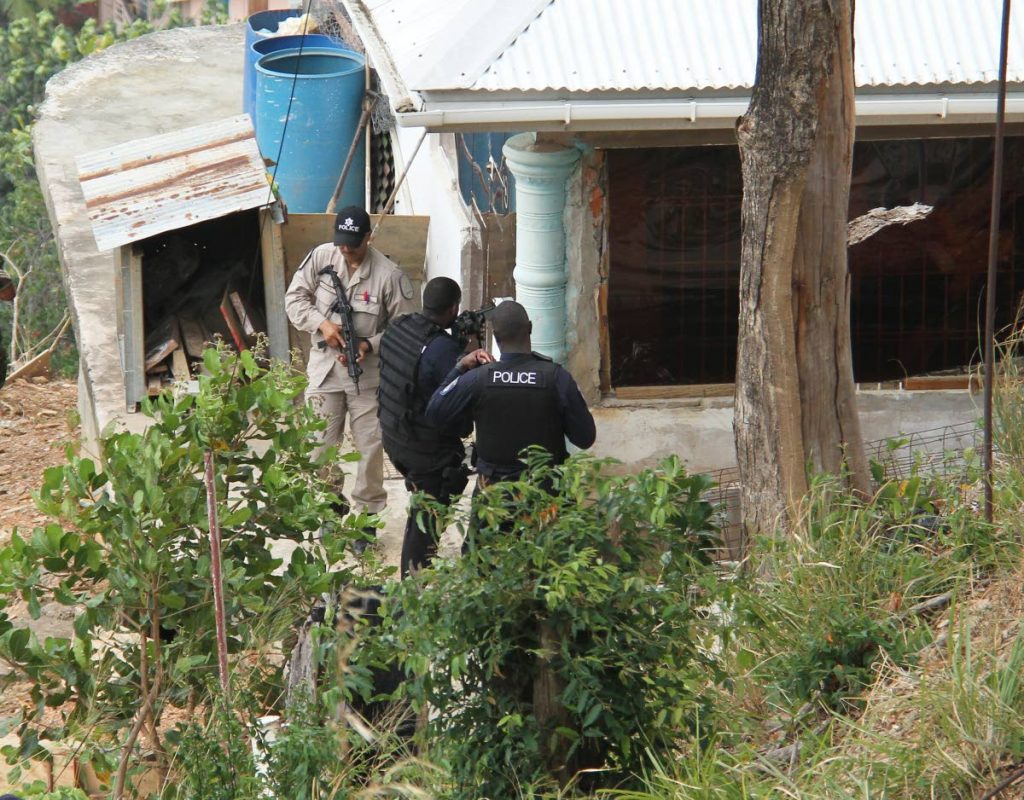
left=357, top=0, right=471, bottom=92
left=77, top=114, right=271, bottom=252
left=854, top=0, right=1024, bottom=88
left=472, top=0, right=756, bottom=92
left=351, top=0, right=1024, bottom=95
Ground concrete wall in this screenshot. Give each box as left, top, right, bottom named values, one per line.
left=33, top=25, right=246, bottom=451
left=590, top=390, right=980, bottom=475
left=564, top=144, right=604, bottom=403
left=391, top=127, right=474, bottom=286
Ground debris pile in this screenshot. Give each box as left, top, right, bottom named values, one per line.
left=139, top=230, right=267, bottom=394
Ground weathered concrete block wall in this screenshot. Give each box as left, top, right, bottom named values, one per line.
left=564, top=145, right=603, bottom=403
left=590, top=390, right=979, bottom=475
left=33, top=25, right=246, bottom=451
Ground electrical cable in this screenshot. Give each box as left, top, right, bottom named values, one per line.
left=242, top=0, right=318, bottom=340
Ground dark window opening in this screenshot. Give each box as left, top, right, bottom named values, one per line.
left=140, top=210, right=265, bottom=392
left=608, top=137, right=1024, bottom=387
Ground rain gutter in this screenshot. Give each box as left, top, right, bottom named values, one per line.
left=395, top=93, right=1024, bottom=131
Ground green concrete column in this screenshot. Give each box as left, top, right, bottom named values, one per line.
left=502, top=134, right=580, bottom=363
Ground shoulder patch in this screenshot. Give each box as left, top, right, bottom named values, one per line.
left=440, top=377, right=460, bottom=396
left=399, top=274, right=415, bottom=300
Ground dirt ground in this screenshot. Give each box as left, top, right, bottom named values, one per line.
left=0, top=376, right=80, bottom=546
left=0, top=377, right=81, bottom=726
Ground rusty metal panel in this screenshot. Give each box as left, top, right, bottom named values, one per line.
left=77, top=114, right=271, bottom=252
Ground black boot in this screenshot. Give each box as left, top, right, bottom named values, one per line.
left=352, top=526, right=376, bottom=556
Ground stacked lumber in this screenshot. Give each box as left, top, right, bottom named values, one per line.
left=142, top=290, right=266, bottom=396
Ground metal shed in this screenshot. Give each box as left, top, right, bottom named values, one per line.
left=76, top=113, right=432, bottom=412
left=77, top=114, right=289, bottom=410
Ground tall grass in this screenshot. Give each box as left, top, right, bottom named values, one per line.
left=732, top=464, right=1002, bottom=715
left=601, top=458, right=1022, bottom=800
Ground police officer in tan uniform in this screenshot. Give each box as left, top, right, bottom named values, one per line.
left=285, top=207, right=417, bottom=537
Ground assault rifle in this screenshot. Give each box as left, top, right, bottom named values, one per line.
left=451, top=299, right=510, bottom=349
left=318, top=267, right=364, bottom=393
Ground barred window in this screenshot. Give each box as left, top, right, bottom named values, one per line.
left=607, top=136, right=1024, bottom=388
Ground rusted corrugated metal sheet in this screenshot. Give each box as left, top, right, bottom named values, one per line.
left=77, top=114, right=271, bottom=252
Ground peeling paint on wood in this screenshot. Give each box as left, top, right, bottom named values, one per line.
left=77, top=115, right=271, bottom=252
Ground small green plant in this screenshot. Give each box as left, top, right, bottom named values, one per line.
left=164, top=693, right=264, bottom=800
left=738, top=462, right=1003, bottom=712
left=165, top=682, right=426, bottom=800
left=0, top=346, right=362, bottom=792
left=360, top=452, right=731, bottom=799
left=15, top=787, right=90, bottom=800
left=778, top=604, right=926, bottom=708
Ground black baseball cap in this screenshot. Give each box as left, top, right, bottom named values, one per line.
left=334, top=206, right=371, bottom=247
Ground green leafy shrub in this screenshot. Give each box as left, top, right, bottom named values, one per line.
left=360, top=453, right=731, bottom=798
left=164, top=694, right=265, bottom=800
left=777, top=604, right=926, bottom=708
left=0, top=346, right=362, bottom=790
left=166, top=683, right=424, bottom=800
left=739, top=461, right=1002, bottom=712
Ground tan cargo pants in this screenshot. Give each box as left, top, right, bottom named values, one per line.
left=308, top=390, right=387, bottom=513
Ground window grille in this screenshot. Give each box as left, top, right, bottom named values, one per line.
left=608, top=137, right=1024, bottom=388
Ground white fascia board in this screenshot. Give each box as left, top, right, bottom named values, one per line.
left=395, top=93, right=1024, bottom=132
left=341, top=0, right=423, bottom=112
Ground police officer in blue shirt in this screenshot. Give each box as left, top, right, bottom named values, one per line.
left=426, top=301, right=596, bottom=485
left=378, top=277, right=473, bottom=576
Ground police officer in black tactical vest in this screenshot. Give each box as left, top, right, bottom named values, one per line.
left=378, top=277, right=481, bottom=576
left=425, top=301, right=596, bottom=488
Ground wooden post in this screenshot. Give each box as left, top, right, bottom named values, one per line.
left=204, top=450, right=231, bottom=698
left=533, top=620, right=571, bottom=786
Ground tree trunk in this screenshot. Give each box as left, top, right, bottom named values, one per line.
left=735, top=0, right=869, bottom=537
left=533, top=620, right=571, bottom=785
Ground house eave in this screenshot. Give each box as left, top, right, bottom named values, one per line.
left=340, top=0, right=423, bottom=113
left=394, top=92, right=1024, bottom=133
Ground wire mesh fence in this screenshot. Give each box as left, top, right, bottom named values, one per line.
left=702, top=419, right=984, bottom=560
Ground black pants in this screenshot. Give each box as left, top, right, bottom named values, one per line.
left=393, top=457, right=468, bottom=578
left=463, top=470, right=533, bottom=552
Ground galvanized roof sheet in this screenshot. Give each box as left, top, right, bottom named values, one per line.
left=472, top=0, right=756, bottom=92
left=77, top=114, right=271, bottom=252
left=350, top=0, right=1024, bottom=95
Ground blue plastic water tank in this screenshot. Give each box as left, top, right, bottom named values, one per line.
left=245, top=9, right=301, bottom=50
left=244, top=34, right=341, bottom=132
left=255, top=47, right=366, bottom=213
left=244, top=11, right=299, bottom=117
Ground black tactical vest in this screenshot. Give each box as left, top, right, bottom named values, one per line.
left=474, top=353, right=567, bottom=474
left=378, top=313, right=454, bottom=465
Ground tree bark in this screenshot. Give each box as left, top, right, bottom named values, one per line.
left=735, top=0, right=869, bottom=537
left=533, top=620, right=571, bottom=786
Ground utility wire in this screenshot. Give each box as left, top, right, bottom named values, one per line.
left=244, top=2, right=318, bottom=322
